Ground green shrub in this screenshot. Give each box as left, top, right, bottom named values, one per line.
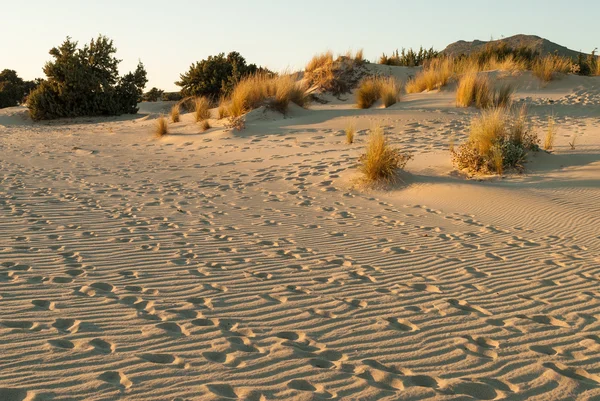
left=27, top=36, right=147, bottom=120
left=176, top=52, right=272, bottom=100
left=379, top=47, right=439, bottom=67
left=0, top=70, right=39, bottom=109
left=143, top=87, right=164, bottom=102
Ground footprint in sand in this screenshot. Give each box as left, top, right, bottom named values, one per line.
left=448, top=299, right=492, bottom=316
left=98, top=371, right=132, bottom=389
left=32, top=300, right=55, bottom=311
left=386, top=317, right=419, bottom=332
left=543, top=362, right=600, bottom=385
left=156, top=322, right=189, bottom=337
left=287, top=380, right=335, bottom=399
left=140, top=353, right=187, bottom=368
left=48, top=339, right=75, bottom=350
left=90, top=338, right=115, bottom=354
left=518, top=314, right=570, bottom=328
left=52, top=318, right=80, bottom=334
left=0, top=388, right=36, bottom=401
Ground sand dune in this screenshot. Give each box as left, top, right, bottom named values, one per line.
left=1, top=66, right=599, bottom=400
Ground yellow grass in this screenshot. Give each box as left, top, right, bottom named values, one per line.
left=533, top=55, right=572, bottom=82
left=306, top=51, right=334, bottom=73
left=356, top=77, right=382, bottom=109
left=354, top=49, right=364, bottom=63
left=380, top=77, right=400, bottom=107
left=469, top=108, right=507, bottom=156
left=170, top=104, right=180, bottom=123
left=217, top=97, right=228, bottom=119
left=155, top=115, right=168, bottom=137
left=200, top=119, right=211, bottom=131
left=228, top=74, right=308, bottom=118
left=405, top=58, right=453, bottom=93
left=544, top=115, right=556, bottom=150
left=345, top=123, right=355, bottom=144
left=359, top=126, right=411, bottom=184
left=456, top=72, right=513, bottom=109
left=194, top=97, right=211, bottom=122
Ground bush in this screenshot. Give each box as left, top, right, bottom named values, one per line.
left=143, top=87, right=164, bottom=102
left=161, top=92, right=183, bottom=102
left=27, top=36, right=147, bottom=120
left=0, top=70, right=38, bottom=109
left=452, top=108, right=539, bottom=174
left=379, top=47, right=439, bottom=67
left=380, top=77, right=400, bottom=107
left=176, top=52, right=269, bottom=100
left=456, top=72, right=514, bottom=109
left=359, top=127, right=412, bottom=184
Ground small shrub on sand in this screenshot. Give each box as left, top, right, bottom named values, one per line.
left=194, top=96, right=211, bottom=122
left=356, top=77, right=382, bottom=109
left=544, top=115, right=556, bottom=150
left=359, top=127, right=412, bottom=184
left=170, top=104, right=180, bottom=123
left=155, top=115, right=168, bottom=137
left=200, top=119, right=211, bottom=131
left=217, top=97, right=228, bottom=119
left=225, top=115, right=245, bottom=131
left=452, top=108, right=539, bottom=174
left=345, top=124, right=355, bottom=144
left=405, top=58, right=453, bottom=93
left=494, top=84, right=514, bottom=108
left=532, top=55, right=572, bottom=82
left=305, top=51, right=365, bottom=95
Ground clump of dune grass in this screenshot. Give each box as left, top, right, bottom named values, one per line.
left=456, top=72, right=513, bottom=109
left=356, top=76, right=400, bottom=109
left=217, top=97, right=228, bottom=119
left=155, top=115, right=168, bottom=137
left=194, top=97, right=211, bottom=122
left=356, top=77, right=382, bottom=109
left=452, top=107, right=539, bottom=174
left=380, top=77, right=400, bottom=107
left=227, top=73, right=308, bottom=118
left=305, top=51, right=365, bottom=95
left=345, top=123, right=355, bottom=144
left=406, top=58, right=453, bottom=93
left=544, top=115, right=556, bottom=150
left=359, top=126, right=412, bottom=184
left=170, top=104, right=180, bottom=123
left=533, top=55, right=572, bottom=82
left=200, top=119, right=211, bottom=131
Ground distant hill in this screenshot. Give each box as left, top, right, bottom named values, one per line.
left=443, top=34, right=590, bottom=59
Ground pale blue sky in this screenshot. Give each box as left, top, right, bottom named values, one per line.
left=2, top=0, right=599, bottom=91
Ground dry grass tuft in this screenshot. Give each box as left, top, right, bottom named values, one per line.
left=194, top=97, right=211, bottom=122
left=227, top=74, right=308, bottom=118
left=304, top=51, right=365, bottom=95
left=405, top=58, right=453, bottom=93
left=345, top=123, right=355, bottom=144
left=200, top=119, right=211, bottom=131
left=359, top=126, right=412, bottom=184
left=544, top=115, right=556, bottom=150
left=452, top=107, right=539, bottom=174
left=533, top=55, right=572, bottom=82
left=170, top=104, right=180, bottom=123
left=217, top=97, right=228, bottom=119
left=456, top=72, right=513, bottom=109
left=356, top=76, right=400, bottom=109
left=155, top=115, right=168, bottom=137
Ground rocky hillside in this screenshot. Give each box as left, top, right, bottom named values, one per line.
left=443, top=34, right=589, bottom=59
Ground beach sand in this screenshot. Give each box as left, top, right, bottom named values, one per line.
left=1, top=67, right=599, bottom=400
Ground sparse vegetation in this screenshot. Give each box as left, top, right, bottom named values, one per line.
left=304, top=51, right=365, bottom=95
left=544, top=115, right=556, bottom=150
left=452, top=107, right=539, bottom=174
left=356, top=76, right=400, bottom=109
left=379, top=47, right=439, bottom=67
left=532, top=55, right=572, bottom=82
left=27, top=35, right=147, bottom=120
left=176, top=52, right=269, bottom=99
left=194, top=96, right=211, bottom=122
left=200, top=119, right=211, bottom=131
left=345, top=124, right=355, bottom=144
left=170, top=104, right=180, bottom=123
left=359, top=126, right=412, bottom=184
left=155, top=115, right=168, bottom=137
left=456, top=72, right=514, bottom=109
left=217, top=98, right=228, bottom=119
left=405, top=58, right=453, bottom=93
left=226, top=73, right=308, bottom=118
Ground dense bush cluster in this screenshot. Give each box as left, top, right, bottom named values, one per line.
left=143, top=87, right=164, bottom=102
left=176, top=52, right=270, bottom=100
left=0, top=70, right=38, bottom=109
left=379, top=47, right=439, bottom=67
left=27, top=36, right=148, bottom=120
left=452, top=108, right=539, bottom=175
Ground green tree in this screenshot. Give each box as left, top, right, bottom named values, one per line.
left=0, top=69, right=35, bottom=108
